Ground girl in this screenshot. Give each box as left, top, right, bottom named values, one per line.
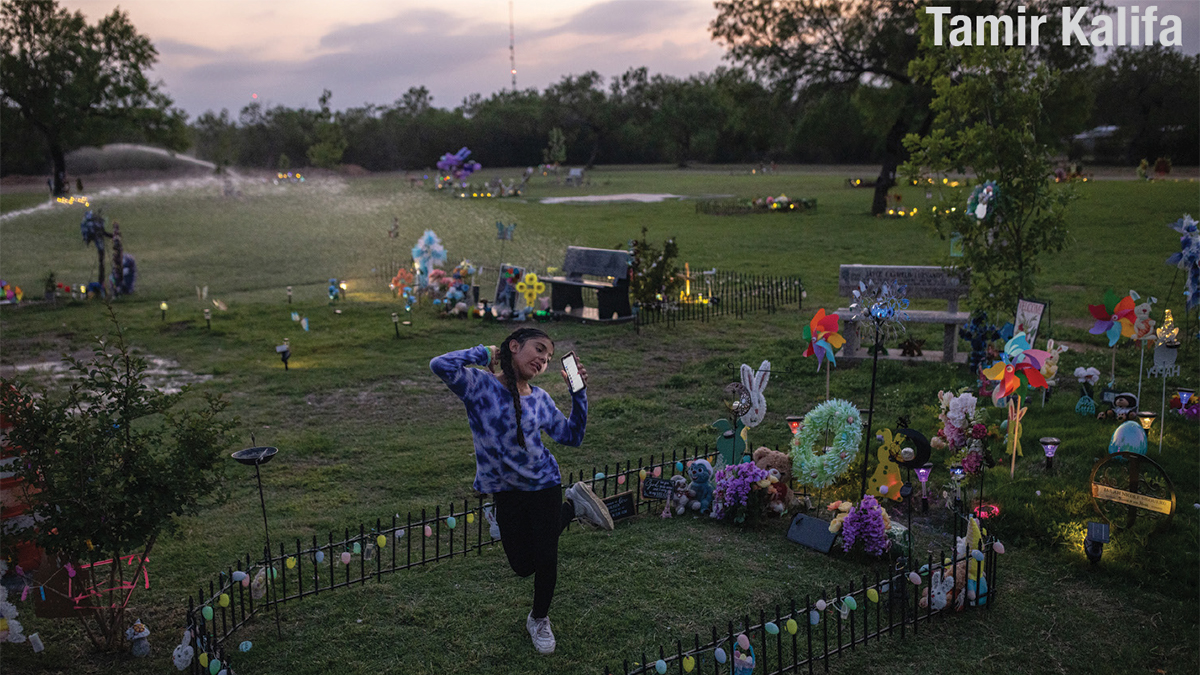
left=430, top=328, right=613, bottom=655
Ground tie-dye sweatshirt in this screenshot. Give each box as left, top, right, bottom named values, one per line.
left=430, top=345, right=587, bottom=494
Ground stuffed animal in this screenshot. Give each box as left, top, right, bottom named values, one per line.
left=919, top=538, right=968, bottom=611
left=172, top=630, right=194, bottom=670
left=687, top=459, right=715, bottom=513
left=662, top=474, right=691, bottom=518
left=126, top=618, right=151, bottom=657
left=1040, top=339, right=1069, bottom=386
left=752, top=447, right=796, bottom=514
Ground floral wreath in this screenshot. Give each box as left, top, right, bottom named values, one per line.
left=788, top=399, right=862, bottom=489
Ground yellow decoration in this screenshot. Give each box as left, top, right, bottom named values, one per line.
left=1157, top=309, right=1179, bottom=345
left=199, top=653, right=209, bottom=668
left=867, top=431, right=904, bottom=502
left=376, top=535, right=387, bottom=548
left=867, top=588, right=879, bottom=603
left=219, top=593, right=230, bottom=607
left=514, top=273, right=545, bottom=308
left=466, top=513, right=475, bottom=524
left=286, top=557, right=296, bottom=569
left=682, top=655, right=695, bottom=672
left=1006, top=398, right=1028, bottom=478
left=966, top=516, right=984, bottom=581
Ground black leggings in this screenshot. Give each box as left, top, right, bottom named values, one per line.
left=493, top=486, right=574, bottom=618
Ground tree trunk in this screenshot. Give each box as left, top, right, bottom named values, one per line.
left=50, top=142, right=68, bottom=197
left=871, top=114, right=910, bottom=216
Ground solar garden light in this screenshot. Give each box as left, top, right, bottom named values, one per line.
left=160, top=300, right=168, bottom=321
left=276, top=338, right=291, bottom=370
left=1179, top=387, right=1194, bottom=409
left=287, top=285, right=292, bottom=304
left=339, top=281, right=348, bottom=299
left=204, top=308, right=212, bottom=330
left=1039, top=437, right=1060, bottom=471
left=1084, top=521, right=1110, bottom=565
left=949, top=464, right=965, bottom=511
left=392, top=312, right=400, bottom=338
left=915, top=462, right=933, bottom=513
left=786, top=415, right=803, bottom=435
left=1136, top=412, right=1157, bottom=440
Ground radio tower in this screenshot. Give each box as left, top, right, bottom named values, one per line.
left=509, top=1, right=517, bottom=89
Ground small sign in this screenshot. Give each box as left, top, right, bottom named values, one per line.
left=1015, top=298, right=1047, bottom=346
left=1091, top=484, right=1173, bottom=515
left=641, top=477, right=674, bottom=500
left=786, top=513, right=838, bottom=553
left=949, top=232, right=964, bottom=258
left=603, top=491, right=636, bottom=521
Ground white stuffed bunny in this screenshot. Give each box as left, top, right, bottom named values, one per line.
left=739, top=360, right=771, bottom=428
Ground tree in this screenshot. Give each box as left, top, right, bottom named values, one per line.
left=711, top=0, right=1100, bottom=215
left=902, top=42, right=1075, bottom=314
left=542, top=127, right=567, bottom=166
left=1090, top=47, right=1199, bottom=165
left=0, top=311, right=237, bottom=651
left=306, top=89, right=347, bottom=169
left=0, top=0, right=186, bottom=195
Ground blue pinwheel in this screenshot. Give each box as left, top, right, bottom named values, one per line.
left=1165, top=214, right=1199, bottom=310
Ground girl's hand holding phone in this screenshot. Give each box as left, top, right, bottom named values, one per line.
left=560, top=352, right=587, bottom=392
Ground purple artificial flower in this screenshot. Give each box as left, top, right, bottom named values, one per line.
left=840, top=495, right=891, bottom=556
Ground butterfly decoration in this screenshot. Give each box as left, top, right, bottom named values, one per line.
left=981, top=332, right=1049, bottom=406
left=1087, top=288, right=1135, bottom=347
left=803, top=308, right=845, bottom=370
left=496, top=221, right=517, bottom=241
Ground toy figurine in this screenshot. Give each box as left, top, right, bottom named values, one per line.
left=687, top=459, right=714, bottom=513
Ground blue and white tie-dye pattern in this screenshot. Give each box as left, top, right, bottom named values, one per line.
left=431, top=345, right=586, bottom=494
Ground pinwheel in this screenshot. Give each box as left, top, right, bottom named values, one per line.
left=1165, top=214, right=1199, bottom=310
left=982, top=332, right=1049, bottom=407
left=803, top=309, right=844, bottom=369
left=1087, top=289, right=1135, bottom=347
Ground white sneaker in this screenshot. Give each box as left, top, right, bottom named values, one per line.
left=526, top=613, right=555, bottom=654
left=483, top=504, right=501, bottom=540
left=565, top=482, right=615, bottom=530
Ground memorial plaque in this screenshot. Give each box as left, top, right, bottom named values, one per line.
left=786, top=513, right=838, bottom=553
left=603, top=491, right=636, bottom=521
left=641, top=477, right=674, bottom=500
left=1089, top=452, right=1176, bottom=530
left=838, top=264, right=968, bottom=301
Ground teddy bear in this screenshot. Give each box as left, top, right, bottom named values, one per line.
left=919, top=536, right=970, bottom=611
left=752, top=447, right=796, bottom=515
left=661, top=474, right=691, bottom=519
left=687, top=459, right=714, bottom=513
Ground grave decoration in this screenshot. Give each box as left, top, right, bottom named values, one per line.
left=1074, top=366, right=1101, bottom=416
left=867, top=430, right=904, bottom=502
left=838, top=495, right=891, bottom=556
left=1126, top=291, right=1159, bottom=403
left=411, top=230, right=447, bottom=290
left=804, top=308, right=844, bottom=400
left=1088, top=288, right=1135, bottom=385
left=709, top=461, right=769, bottom=524
left=441, top=260, right=475, bottom=316
left=686, top=459, right=715, bottom=513
left=712, top=361, right=769, bottom=467
left=1148, top=311, right=1181, bottom=452
left=959, top=312, right=1001, bottom=374
left=846, top=279, right=909, bottom=495
left=967, top=180, right=998, bottom=220
left=125, top=618, right=150, bottom=657
left=981, top=332, right=1049, bottom=477
left=1090, top=452, right=1176, bottom=530
left=0, top=280, right=23, bottom=304
left=930, top=391, right=995, bottom=475
left=1038, top=339, right=1069, bottom=406
left=493, top=264, right=524, bottom=317
left=515, top=273, right=545, bottom=317
left=1164, top=214, right=1199, bottom=310
left=435, top=147, right=482, bottom=184
left=752, top=447, right=797, bottom=514
left=789, top=399, right=863, bottom=490
left=1097, top=392, right=1138, bottom=422
left=963, top=516, right=989, bottom=606
left=0, top=579, right=28, bottom=645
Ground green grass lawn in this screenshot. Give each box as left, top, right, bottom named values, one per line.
left=0, top=167, right=1197, bottom=674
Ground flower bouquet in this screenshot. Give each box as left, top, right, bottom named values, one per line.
left=710, top=462, right=770, bottom=524
left=835, top=496, right=892, bottom=557
left=930, top=390, right=996, bottom=475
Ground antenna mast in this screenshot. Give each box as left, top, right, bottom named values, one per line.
left=509, top=0, right=517, bottom=89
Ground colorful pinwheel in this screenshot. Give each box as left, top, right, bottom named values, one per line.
left=982, top=332, right=1049, bottom=406
left=1087, top=289, right=1135, bottom=347
left=803, top=308, right=845, bottom=370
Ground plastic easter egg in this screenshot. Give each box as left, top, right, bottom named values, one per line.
left=202, top=606, right=214, bottom=620
left=209, top=658, right=221, bottom=675
left=736, top=634, right=749, bottom=650
left=844, top=596, right=857, bottom=611
left=785, top=618, right=798, bottom=634
left=919, top=563, right=929, bottom=574
left=809, top=610, right=820, bottom=625
left=639, top=469, right=648, bottom=480
left=446, top=516, right=457, bottom=529
left=765, top=621, right=779, bottom=635
left=971, top=549, right=985, bottom=562
left=377, top=535, right=387, bottom=547
left=993, top=541, right=1006, bottom=554
left=239, top=641, right=252, bottom=652
left=286, top=556, right=296, bottom=569
left=675, top=461, right=684, bottom=472
left=944, top=558, right=952, bottom=565
left=424, top=525, right=433, bottom=537
left=815, top=599, right=826, bottom=612
left=908, top=572, right=922, bottom=585
left=232, top=571, right=247, bottom=582
left=653, top=466, right=662, bottom=477
left=878, top=485, right=888, bottom=495
left=395, top=529, right=406, bottom=539
left=682, top=655, right=695, bottom=672
left=341, top=552, right=352, bottom=565
left=466, top=513, right=475, bottom=524
left=268, top=567, right=278, bottom=579
left=714, top=647, right=727, bottom=663
left=867, top=588, right=879, bottom=603
left=617, top=474, right=626, bottom=485
left=594, top=472, right=605, bottom=480
left=199, top=653, right=209, bottom=668
left=218, top=593, right=230, bottom=608
left=241, top=575, right=250, bottom=587
left=880, top=582, right=889, bottom=593
left=315, top=551, right=325, bottom=563
left=655, top=659, right=667, bottom=674
left=1109, top=421, right=1148, bottom=455
left=352, top=542, right=361, bottom=554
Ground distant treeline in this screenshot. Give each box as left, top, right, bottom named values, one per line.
left=2, top=50, right=1196, bottom=176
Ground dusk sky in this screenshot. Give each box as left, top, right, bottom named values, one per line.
left=65, top=1, right=1200, bottom=120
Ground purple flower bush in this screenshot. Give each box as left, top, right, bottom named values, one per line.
left=710, top=462, right=769, bottom=524
left=840, top=495, right=891, bottom=556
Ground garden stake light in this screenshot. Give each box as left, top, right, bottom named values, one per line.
left=1084, top=521, right=1110, bottom=565
left=1039, top=437, right=1060, bottom=471
left=204, top=308, right=211, bottom=330
left=786, top=415, right=802, bottom=435
left=286, top=285, right=292, bottom=303
left=1136, top=412, right=1157, bottom=442
left=915, top=463, right=932, bottom=513
left=230, top=441, right=283, bottom=637
left=392, top=312, right=400, bottom=338
left=160, top=300, right=167, bottom=321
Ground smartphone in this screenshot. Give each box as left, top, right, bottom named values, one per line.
left=562, top=352, right=585, bottom=393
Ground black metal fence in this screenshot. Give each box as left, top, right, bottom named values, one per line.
left=182, top=446, right=997, bottom=675
left=635, top=272, right=804, bottom=329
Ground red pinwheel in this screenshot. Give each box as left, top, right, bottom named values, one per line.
left=982, top=333, right=1048, bottom=406
left=803, top=308, right=845, bottom=370
left=1087, top=289, right=1135, bottom=347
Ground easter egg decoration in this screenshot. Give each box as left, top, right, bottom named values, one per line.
left=218, top=593, right=230, bottom=608
left=447, top=516, right=457, bottom=529
left=314, top=551, right=325, bottom=563
left=867, top=588, right=879, bottom=603
left=202, top=606, right=214, bottom=621
left=286, top=557, right=296, bottom=569
left=714, top=647, right=727, bottom=663
left=764, top=621, right=779, bottom=635
left=341, top=552, right=352, bottom=565
left=239, top=641, right=252, bottom=652
left=377, top=534, right=387, bottom=548
left=682, top=655, right=695, bottom=672
left=786, top=618, right=798, bottom=634
left=424, top=525, right=433, bottom=537
left=655, top=659, right=667, bottom=674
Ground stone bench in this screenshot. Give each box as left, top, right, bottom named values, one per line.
left=543, top=246, right=632, bottom=321
left=833, top=264, right=969, bottom=363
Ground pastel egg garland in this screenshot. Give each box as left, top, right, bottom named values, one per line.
left=789, top=399, right=863, bottom=489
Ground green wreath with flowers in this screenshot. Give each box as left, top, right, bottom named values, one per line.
left=789, top=399, right=863, bottom=489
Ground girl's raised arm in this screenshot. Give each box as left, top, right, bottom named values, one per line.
left=542, top=389, right=587, bottom=447
left=430, top=345, right=493, bottom=399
